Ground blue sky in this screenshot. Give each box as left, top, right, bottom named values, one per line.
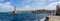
left=0, top=0, right=60, bottom=12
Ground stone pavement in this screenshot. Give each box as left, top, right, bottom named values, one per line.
left=48, top=15, right=60, bottom=21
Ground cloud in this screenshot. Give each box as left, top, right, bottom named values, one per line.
left=0, top=0, right=60, bottom=12
left=30, top=0, right=46, bottom=7
left=48, top=0, right=56, bottom=2
left=21, top=0, right=47, bottom=10
left=0, top=2, right=13, bottom=12
left=21, top=0, right=60, bottom=10
left=46, top=1, right=60, bottom=10
left=21, top=5, right=46, bottom=11
left=21, top=5, right=32, bottom=10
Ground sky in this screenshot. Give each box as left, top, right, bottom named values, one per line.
left=0, top=0, right=60, bottom=12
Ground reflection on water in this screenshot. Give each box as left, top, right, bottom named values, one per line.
left=0, top=13, right=48, bottom=21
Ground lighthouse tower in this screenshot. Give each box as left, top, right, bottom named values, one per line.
left=13, top=6, right=17, bottom=14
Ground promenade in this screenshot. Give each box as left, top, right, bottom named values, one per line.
left=48, top=15, right=60, bottom=21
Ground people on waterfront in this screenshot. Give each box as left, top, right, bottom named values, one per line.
left=44, top=17, right=49, bottom=21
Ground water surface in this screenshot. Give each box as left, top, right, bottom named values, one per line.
left=0, top=13, right=48, bottom=21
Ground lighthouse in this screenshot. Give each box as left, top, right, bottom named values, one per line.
left=13, top=6, right=17, bottom=14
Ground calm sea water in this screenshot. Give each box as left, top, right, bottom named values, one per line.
left=0, top=13, right=48, bottom=21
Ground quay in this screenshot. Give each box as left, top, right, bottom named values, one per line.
left=48, top=15, right=60, bottom=21
left=46, top=4, right=60, bottom=21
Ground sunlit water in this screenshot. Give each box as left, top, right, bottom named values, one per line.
left=0, top=13, right=48, bottom=21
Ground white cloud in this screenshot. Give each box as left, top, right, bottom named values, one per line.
left=0, top=2, right=13, bottom=12
left=0, top=0, right=60, bottom=12
left=31, top=0, right=46, bottom=7
left=48, top=0, right=56, bottom=2
left=46, top=2, right=60, bottom=10
left=22, top=0, right=60, bottom=10
left=5, top=2, right=11, bottom=5
left=21, top=5, right=46, bottom=11
left=21, top=0, right=46, bottom=10
left=21, top=5, right=32, bottom=10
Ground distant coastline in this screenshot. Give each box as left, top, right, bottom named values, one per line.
left=0, top=9, right=56, bottom=14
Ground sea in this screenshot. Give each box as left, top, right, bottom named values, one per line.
left=0, top=13, right=48, bottom=21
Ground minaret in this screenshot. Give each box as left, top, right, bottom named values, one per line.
left=13, top=6, right=17, bottom=14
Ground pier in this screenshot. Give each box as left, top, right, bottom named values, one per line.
left=47, top=4, right=60, bottom=21
left=48, top=15, right=60, bottom=21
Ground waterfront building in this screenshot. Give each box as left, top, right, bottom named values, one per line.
left=56, top=4, right=60, bottom=15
